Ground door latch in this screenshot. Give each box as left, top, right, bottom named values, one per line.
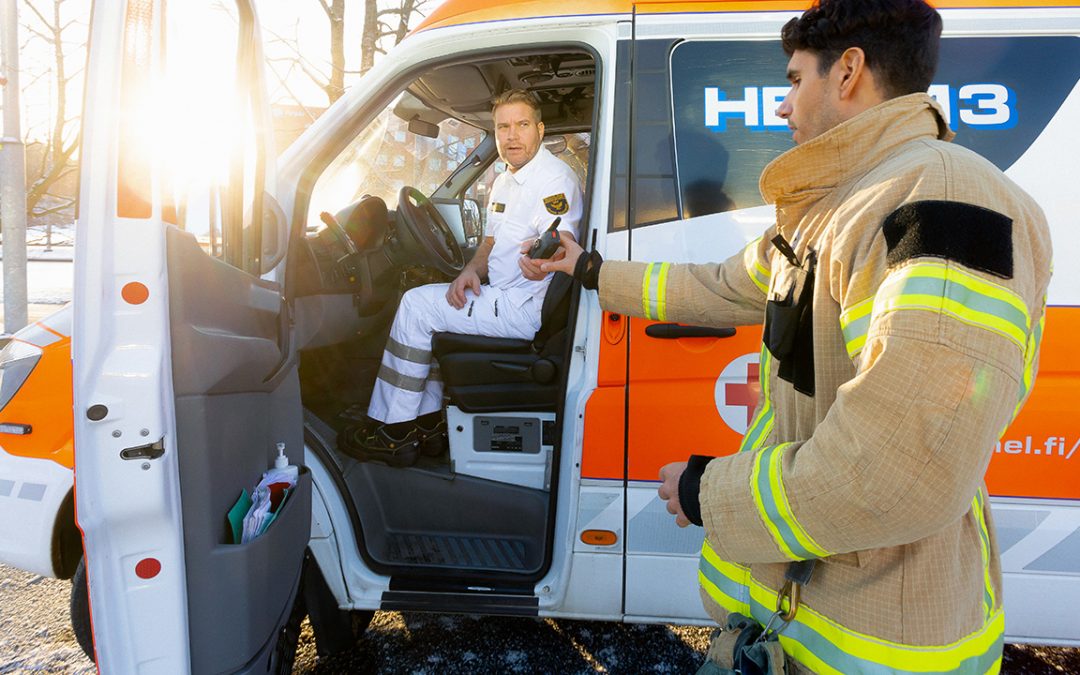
left=120, top=439, right=165, bottom=461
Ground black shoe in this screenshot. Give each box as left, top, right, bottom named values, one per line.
left=338, top=422, right=419, bottom=468
left=416, top=416, right=448, bottom=457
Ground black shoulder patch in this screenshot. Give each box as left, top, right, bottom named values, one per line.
left=882, top=201, right=1014, bottom=279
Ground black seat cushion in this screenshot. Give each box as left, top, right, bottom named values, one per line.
left=431, top=333, right=532, bottom=356
left=432, top=273, right=574, bottom=412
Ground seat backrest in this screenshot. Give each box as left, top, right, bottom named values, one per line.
left=533, top=272, right=573, bottom=351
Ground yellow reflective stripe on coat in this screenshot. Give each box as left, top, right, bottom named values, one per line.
left=698, top=540, right=1004, bottom=674
left=1011, top=300, right=1046, bottom=424
left=743, top=237, right=771, bottom=295
left=739, top=346, right=773, bottom=453
left=840, top=296, right=874, bottom=360
left=698, top=540, right=751, bottom=617
left=874, top=262, right=1030, bottom=352
left=972, top=488, right=997, bottom=621
left=750, top=443, right=831, bottom=560
left=641, top=262, right=671, bottom=320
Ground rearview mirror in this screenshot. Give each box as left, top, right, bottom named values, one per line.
left=408, top=117, right=440, bottom=139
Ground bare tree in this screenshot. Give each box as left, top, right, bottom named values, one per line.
left=361, top=0, right=431, bottom=74
left=21, top=0, right=83, bottom=232
left=316, top=0, right=345, bottom=103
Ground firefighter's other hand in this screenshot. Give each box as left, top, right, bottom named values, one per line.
left=658, top=461, right=690, bottom=528
left=540, top=231, right=582, bottom=275
left=447, top=269, right=481, bottom=309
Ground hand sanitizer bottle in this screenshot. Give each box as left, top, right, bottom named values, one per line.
left=261, top=442, right=299, bottom=488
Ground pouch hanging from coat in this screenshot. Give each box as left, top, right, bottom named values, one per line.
left=763, top=236, right=816, bottom=396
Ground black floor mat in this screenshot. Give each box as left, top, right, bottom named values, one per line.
left=385, top=533, right=530, bottom=571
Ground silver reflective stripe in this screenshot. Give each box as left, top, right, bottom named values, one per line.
left=387, top=337, right=432, bottom=364
left=428, top=363, right=442, bottom=383
left=1025, top=526, right=1080, bottom=574
left=377, top=363, right=427, bottom=392
left=17, top=482, right=46, bottom=501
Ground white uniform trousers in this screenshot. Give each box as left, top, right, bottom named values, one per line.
left=367, top=283, right=542, bottom=424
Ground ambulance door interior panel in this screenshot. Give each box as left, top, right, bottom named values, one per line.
left=293, top=48, right=598, bottom=583
left=164, top=6, right=312, bottom=668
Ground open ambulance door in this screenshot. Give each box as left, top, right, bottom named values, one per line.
left=73, top=1, right=305, bottom=672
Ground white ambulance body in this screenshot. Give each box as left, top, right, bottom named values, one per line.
left=72, top=0, right=1080, bottom=671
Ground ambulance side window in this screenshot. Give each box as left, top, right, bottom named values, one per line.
left=669, top=40, right=791, bottom=218
left=628, top=39, right=680, bottom=227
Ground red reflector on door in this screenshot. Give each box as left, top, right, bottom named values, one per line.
left=135, top=558, right=161, bottom=579
left=122, top=282, right=150, bottom=305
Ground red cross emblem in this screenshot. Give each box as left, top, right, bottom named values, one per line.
left=714, top=353, right=762, bottom=434
left=725, top=363, right=761, bottom=426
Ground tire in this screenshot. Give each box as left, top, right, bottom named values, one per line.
left=271, top=584, right=306, bottom=674
left=302, top=549, right=373, bottom=657
left=69, top=557, right=95, bottom=662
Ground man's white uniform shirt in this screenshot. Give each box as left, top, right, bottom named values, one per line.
left=485, top=145, right=583, bottom=305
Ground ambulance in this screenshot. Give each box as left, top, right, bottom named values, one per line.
left=23, top=0, right=1080, bottom=670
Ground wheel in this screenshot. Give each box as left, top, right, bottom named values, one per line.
left=271, top=583, right=306, bottom=674
left=70, top=557, right=95, bottom=662
left=396, top=185, right=465, bottom=275
left=302, top=549, right=373, bottom=657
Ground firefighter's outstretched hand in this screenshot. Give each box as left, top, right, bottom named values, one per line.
left=658, top=461, right=690, bottom=528
left=540, top=231, right=584, bottom=276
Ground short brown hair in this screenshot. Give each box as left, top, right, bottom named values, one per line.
left=781, top=0, right=942, bottom=98
left=492, top=89, right=542, bottom=122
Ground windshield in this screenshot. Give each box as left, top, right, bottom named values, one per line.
left=309, top=92, right=486, bottom=232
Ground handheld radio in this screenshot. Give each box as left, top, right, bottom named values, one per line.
left=527, top=217, right=562, bottom=259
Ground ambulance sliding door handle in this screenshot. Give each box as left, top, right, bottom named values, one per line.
left=645, top=324, right=736, bottom=339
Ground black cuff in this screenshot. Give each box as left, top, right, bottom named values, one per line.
left=573, top=250, right=604, bottom=290
left=679, top=455, right=715, bottom=527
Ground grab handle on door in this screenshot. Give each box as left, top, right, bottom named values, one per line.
left=644, top=323, right=736, bottom=339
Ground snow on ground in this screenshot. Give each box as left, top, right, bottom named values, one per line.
left=0, top=246, right=74, bottom=307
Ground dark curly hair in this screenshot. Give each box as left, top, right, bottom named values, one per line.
left=781, top=0, right=942, bottom=98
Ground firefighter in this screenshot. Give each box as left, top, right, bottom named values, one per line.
left=537, top=0, right=1051, bottom=671
left=346, top=88, right=583, bottom=466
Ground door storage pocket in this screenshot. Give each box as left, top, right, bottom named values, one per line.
left=187, top=467, right=312, bottom=673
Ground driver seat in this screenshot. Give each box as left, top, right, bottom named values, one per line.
left=431, top=272, right=574, bottom=412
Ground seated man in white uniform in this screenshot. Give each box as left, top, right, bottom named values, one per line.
left=340, top=89, right=583, bottom=466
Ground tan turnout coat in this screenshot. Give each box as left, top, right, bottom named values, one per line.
left=597, top=94, right=1052, bottom=673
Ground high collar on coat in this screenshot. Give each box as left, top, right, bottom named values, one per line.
left=758, top=93, right=955, bottom=238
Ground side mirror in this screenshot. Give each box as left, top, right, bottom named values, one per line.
left=461, top=199, right=482, bottom=247
left=543, top=135, right=567, bottom=155
left=408, top=117, right=440, bottom=139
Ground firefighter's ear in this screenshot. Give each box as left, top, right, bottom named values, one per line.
left=834, top=47, right=867, bottom=100
left=832, top=47, right=887, bottom=116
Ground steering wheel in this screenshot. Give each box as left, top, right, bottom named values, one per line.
left=396, top=186, right=465, bottom=276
